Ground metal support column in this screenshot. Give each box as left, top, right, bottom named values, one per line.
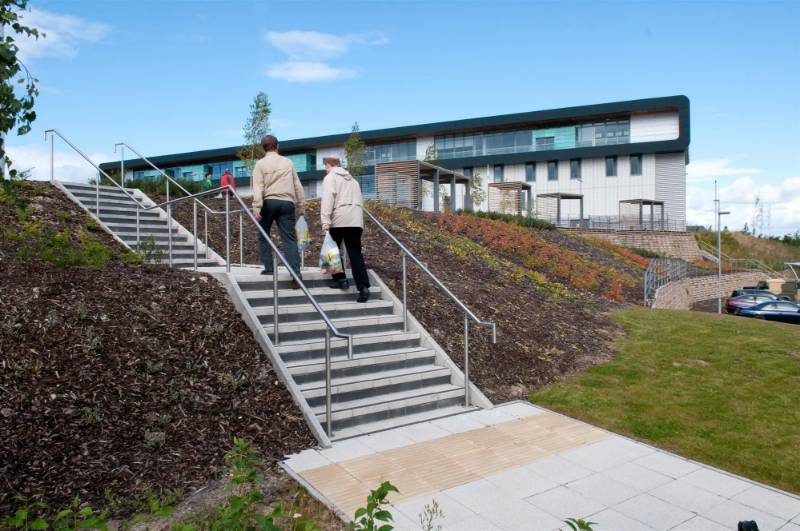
left=433, top=169, right=440, bottom=212
left=450, top=177, right=457, bottom=213
left=167, top=203, right=174, bottom=267
left=273, top=254, right=280, bottom=345
left=204, top=209, right=209, bottom=258
left=325, top=328, right=333, bottom=436
left=192, top=200, right=198, bottom=271
left=402, top=252, right=408, bottom=332
left=239, top=213, right=244, bottom=266
left=225, top=191, right=231, bottom=272
left=49, top=133, right=54, bottom=182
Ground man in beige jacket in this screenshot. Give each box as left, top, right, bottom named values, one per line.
left=320, top=157, right=370, bottom=303
left=252, top=135, right=305, bottom=287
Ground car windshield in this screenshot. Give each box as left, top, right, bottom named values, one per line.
left=752, top=301, right=800, bottom=311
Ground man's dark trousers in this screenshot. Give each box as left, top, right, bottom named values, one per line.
left=257, top=199, right=301, bottom=276
left=329, top=227, right=370, bottom=290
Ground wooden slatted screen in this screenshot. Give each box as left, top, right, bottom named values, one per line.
left=376, top=161, right=420, bottom=210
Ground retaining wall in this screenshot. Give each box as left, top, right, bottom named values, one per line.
left=652, top=271, right=770, bottom=310
left=574, top=230, right=703, bottom=261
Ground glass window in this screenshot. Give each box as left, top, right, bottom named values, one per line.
left=547, top=161, right=558, bottom=181
left=463, top=166, right=473, bottom=178
left=493, top=164, right=504, bottom=182
left=630, top=154, right=642, bottom=176
left=525, top=162, right=535, bottom=182
left=570, top=159, right=581, bottom=179
left=606, top=156, right=617, bottom=177
left=536, top=137, right=555, bottom=151
left=183, top=171, right=193, bottom=179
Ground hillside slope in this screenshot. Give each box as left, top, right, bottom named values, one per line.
left=695, top=230, right=800, bottom=270
left=168, top=197, right=644, bottom=402
left=0, top=182, right=313, bottom=516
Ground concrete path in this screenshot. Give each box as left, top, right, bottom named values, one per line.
left=282, top=402, right=800, bottom=530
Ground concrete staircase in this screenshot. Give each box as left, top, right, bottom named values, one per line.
left=229, top=268, right=484, bottom=441
left=57, top=181, right=223, bottom=268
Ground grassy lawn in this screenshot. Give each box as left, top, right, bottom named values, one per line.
left=531, top=307, right=800, bottom=494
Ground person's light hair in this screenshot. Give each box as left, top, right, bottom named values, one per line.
left=323, top=157, right=341, bottom=167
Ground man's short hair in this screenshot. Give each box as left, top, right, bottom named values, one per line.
left=323, top=157, right=341, bottom=167
left=261, top=135, right=278, bottom=152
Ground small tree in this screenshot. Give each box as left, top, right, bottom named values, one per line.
left=1, top=0, right=43, bottom=181
left=237, top=91, right=271, bottom=173
left=424, top=144, right=439, bottom=166
left=344, top=122, right=366, bottom=178
left=470, top=168, right=486, bottom=210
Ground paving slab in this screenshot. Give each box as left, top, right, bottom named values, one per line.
left=282, top=401, right=800, bottom=529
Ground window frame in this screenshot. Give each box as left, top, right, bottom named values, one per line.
left=493, top=164, right=504, bottom=183
left=525, top=162, right=535, bottom=182
left=547, top=160, right=558, bottom=181
left=570, top=159, right=581, bottom=180
left=605, top=156, right=618, bottom=177
left=630, top=153, right=643, bottom=176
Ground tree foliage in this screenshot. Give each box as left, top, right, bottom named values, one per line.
left=343, top=122, right=366, bottom=177
left=469, top=168, right=486, bottom=210
left=237, top=91, right=271, bottom=172
left=1, top=0, right=43, bottom=180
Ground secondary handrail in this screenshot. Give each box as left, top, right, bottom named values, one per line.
left=46, top=130, right=349, bottom=437
left=361, top=204, right=496, bottom=408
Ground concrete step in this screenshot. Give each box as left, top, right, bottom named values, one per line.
left=331, top=405, right=479, bottom=441
left=288, top=347, right=437, bottom=385
left=97, top=214, right=163, bottom=225
left=267, top=314, right=404, bottom=343
left=238, top=274, right=358, bottom=291
left=247, top=286, right=382, bottom=307
left=63, top=182, right=140, bottom=195
left=275, top=331, right=421, bottom=364
left=120, top=234, right=196, bottom=244
left=108, top=223, right=180, bottom=235
left=77, top=196, right=150, bottom=208
left=254, top=299, right=394, bottom=325
left=65, top=189, right=143, bottom=203
left=90, top=206, right=161, bottom=218
left=303, top=365, right=452, bottom=408
left=315, top=384, right=466, bottom=431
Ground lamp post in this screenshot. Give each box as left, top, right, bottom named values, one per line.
left=715, top=180, right=731, bottom=314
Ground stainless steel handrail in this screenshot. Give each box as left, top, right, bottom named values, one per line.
left=362, top=205, right=496, bottom=407
left=46, top=130, right=349, bottom=437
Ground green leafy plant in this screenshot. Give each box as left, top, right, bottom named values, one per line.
left=237, top=91, right=272, bottom=173
left=563, top=517, right=596, bottom=531
left=350, top=480, right=398, bottom=531
left=136, top=235, right=163, bottom=264
left=344, top=122, right=367, bottom=178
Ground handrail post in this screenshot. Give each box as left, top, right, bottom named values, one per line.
left=95, top=172, right=100, bottom=217
left=136, top=207, right=140, bottom=247
left=273, top=254, right=280, bottom=345
left=120, top=145, right=125, bottom=187
left=325, top=328, right=333, bottom=437
left=225, top=189, right=231, bottom=272
left=239, top=212, right=244, bottom=266
left=402, top=252, right=408, bottom=332
left=347, top=336, right=353, bottom=360
left=464, top=313, right=470, bottom=407
left=48, top=132, right=54, bottom=182
left=167, top=203, right=174, bottom=267
left=193, top=200, right=198, bottom=271
left=204, top=209, right=209, bottom=258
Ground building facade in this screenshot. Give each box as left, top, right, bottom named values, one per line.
left=101, top=95, right=689, bottom=229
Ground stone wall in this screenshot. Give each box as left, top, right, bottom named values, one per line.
left=652, top=271, right=770, bottom=310
left=573, top=229, right=703, bottom=261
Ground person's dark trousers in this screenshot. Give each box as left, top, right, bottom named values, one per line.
left=329, top=227, right=370, bottom=290
left=257, top=199, right=301, bottom=277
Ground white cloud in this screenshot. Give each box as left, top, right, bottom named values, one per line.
left=687, top=175, right=800, bottom=234
left=264, top=30, right=386, bottom=83
left=686, top=158, right=760, bottom=182
left=266, top=61, right=358, bottom=83
left=6, top=144, right=113, bottom=183
left=14, top=8, right=111, bottom=61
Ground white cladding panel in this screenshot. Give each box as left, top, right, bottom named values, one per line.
left=655, top=152, right=686, bottom=229
left=316, top=146, right=345, bottom=170
left=630, top=112, right=679, bottom=142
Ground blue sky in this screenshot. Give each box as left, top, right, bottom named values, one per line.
left=7, top=0, right=799, bottom=233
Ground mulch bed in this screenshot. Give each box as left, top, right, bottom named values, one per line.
left=166, top=197, right=632, bottom=402
left=0, top=183, right=314, bottom=518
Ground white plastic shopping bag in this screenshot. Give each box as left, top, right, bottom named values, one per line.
left=319, top=232, right=344, bottom=275
left=295, top=215, right=311, bottom=251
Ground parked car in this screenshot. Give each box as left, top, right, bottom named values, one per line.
left=738, top=300, right=800, bottom=324
left=725, top=294, right=776, bottom=314
left=730, top=288, right=791, bottom=300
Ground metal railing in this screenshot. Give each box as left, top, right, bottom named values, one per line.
left=695, top=239, right=780, bottom=277
left=45, top=131, right=351, bottom=437
left=362, top=206, right=496, bottom=408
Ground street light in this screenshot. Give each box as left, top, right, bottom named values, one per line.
left=717, top=205, right=731, bottom=314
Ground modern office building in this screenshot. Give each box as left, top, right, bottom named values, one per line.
left=101, top=95, right=689, bottom=229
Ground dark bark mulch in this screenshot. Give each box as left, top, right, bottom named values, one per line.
left=0, top=183, right=314, bottom=518
left=166, top=198, right=626, bottom=402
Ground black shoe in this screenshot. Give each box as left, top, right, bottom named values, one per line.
left=329, top=279, right=350, bottom=290
left=261, top=269, right=273, bottom=276
left=356, top=287, right=370, bottom=303
left=291, top=278, right=302, bottom=290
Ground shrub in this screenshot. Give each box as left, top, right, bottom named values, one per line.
left=457, top=209, right=556, bottom=230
